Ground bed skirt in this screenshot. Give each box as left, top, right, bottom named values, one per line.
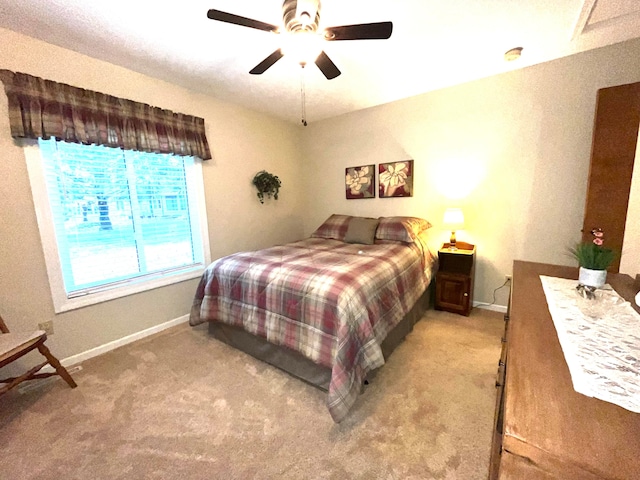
left=207, top=283, right=433, bottom=392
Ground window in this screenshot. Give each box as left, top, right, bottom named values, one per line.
left=26, top=138, right=210, bottom=312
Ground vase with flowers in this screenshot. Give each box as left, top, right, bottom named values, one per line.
left=569, top=228, right=617, bottom=297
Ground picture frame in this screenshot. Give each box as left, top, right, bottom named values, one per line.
left=379, top=160, right=413, bottom=198
left=345, top=164, right=375, bottom=199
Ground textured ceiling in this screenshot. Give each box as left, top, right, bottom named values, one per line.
left=1, top=0, right=639, bottom=125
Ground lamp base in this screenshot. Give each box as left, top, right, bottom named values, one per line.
left=449, top=231, right=457, bottom=250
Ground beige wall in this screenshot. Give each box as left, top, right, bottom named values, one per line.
left=0, top=28, right=305, bottom=361
left=3, top=26, right=640, bottom=366
left=300, top=38, right=640, bottom=308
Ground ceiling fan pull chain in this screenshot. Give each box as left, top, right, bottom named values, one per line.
left=300, top=65, right=308, bottom=126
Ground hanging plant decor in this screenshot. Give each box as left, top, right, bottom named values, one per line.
left=252, top=170, right=281, bottom=204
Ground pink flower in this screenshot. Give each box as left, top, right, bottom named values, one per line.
left=593, top=238, right=604, bottom=246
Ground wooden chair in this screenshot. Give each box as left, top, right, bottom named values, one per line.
left=0, top=313, right=77, bottom=395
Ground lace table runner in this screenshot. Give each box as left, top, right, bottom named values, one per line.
left=540, top=275, right=640, bottom=413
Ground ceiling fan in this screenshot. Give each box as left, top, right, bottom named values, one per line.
left=207, top=0, right=393, bottom=80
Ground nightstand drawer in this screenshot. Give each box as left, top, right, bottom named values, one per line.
left=438, top=253, right=474, bottom=275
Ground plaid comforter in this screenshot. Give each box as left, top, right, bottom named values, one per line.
left=190, top=237, right=434, bottom=422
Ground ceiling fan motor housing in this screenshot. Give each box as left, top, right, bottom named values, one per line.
left=283, top=0, right=321, bottom=32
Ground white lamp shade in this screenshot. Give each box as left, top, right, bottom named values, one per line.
left=443, top=208, right=465, bottom=229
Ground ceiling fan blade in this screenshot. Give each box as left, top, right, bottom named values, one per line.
left=207, top=9, right=278, bottom=33
left=325, top=21, right=393, bottom=41
left=250, top=50, right=285, bottom=75
left=315, top=51, right=341, bottom=80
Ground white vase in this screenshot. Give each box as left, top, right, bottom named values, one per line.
left=578, top=267, right=607, bottom=288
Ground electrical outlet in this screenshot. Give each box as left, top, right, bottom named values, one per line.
left=505, top=274, right=512, bottom=282
left=38, top=320, right=54, bottom=336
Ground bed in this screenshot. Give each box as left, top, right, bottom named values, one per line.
left=189, top=214, right=436, bottom=422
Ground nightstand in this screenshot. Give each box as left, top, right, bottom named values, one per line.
left=435, top=242, right=476, bottom=316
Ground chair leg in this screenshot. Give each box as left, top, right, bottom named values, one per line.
left=37, top=343, right=77, bottom=388
left=0, top=361, right=50, bottom=394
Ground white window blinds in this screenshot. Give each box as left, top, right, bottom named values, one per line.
left=37, top=138, right=206, bottom=298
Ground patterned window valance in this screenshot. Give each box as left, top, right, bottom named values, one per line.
left=0, top=70, right=211, bottom=160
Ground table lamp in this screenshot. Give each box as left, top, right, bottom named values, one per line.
left=443, top=208, right=465, bottom=250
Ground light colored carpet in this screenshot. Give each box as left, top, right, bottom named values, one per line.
left=0, top=308, right=504, bottom=479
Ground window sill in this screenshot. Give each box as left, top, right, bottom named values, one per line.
left=52, top=266, right=205, bottom=313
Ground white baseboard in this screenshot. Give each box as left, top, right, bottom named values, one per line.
left=47, top=303, right=505, bottom=373
left=52, top=314, right=190, bottom=370
left=473, top=302, right=508, bottom=314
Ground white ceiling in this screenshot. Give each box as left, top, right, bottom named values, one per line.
left=1, top=0, right=639, bottom=125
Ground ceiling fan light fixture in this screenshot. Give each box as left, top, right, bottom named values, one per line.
left=281, top=30, right=323, bottom=65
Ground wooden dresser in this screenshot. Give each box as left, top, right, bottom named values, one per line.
left=490, top=260, right=640, bottom=480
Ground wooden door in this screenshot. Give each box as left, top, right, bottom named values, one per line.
left=582, top=82, right=640, bottom=272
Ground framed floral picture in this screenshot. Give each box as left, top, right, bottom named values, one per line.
left=345, top=164, right=375, bottom=199
left=379, top=160, right=413, bottom=198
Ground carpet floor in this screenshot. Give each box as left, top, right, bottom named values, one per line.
left=0, top=308, right=504, bottom=480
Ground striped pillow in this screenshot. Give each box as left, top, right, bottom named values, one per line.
left=375, top=216, right=432, bottom=243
